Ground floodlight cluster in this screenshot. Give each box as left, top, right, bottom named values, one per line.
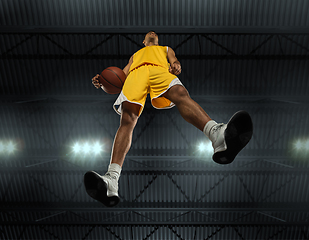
left=72, top=141, right=103, bottom=155
left=293, top=139, right=309, bottom=151
left=197, top=141, right=213, bottom=153
left=0, top=141, right=16, bottom=154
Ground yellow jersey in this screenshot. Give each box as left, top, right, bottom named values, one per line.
left=129, top=46, right=169, bottom=72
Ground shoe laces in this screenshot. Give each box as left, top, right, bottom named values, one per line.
left=211, top=123, right=225, bottom=134
left=105, top=173, right=117, bottom=180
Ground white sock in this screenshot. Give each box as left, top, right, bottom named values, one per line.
left=107, top=163, right=122, bottom=181
left=203, top=120, right=217, bottom=139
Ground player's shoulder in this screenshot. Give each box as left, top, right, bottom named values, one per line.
left=166, top=46, right=176, bottom=55
left=158, top=45, right=171, bottom=53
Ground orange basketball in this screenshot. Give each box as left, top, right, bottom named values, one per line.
left=99, top=67, right=126, bottom=94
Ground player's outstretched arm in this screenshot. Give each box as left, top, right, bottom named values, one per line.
left=123, top=55, right=134, bottom=76
left=167, top=47, right=181, bottom=75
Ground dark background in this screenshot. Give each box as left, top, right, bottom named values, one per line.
left=1, top=0, right=309, bottom=239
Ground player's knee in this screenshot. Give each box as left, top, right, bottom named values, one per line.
left=120, top=109, right=139, bottom=128
left=168, top=85, right=190, bottom=103
left=120, top=102, right=140, bottom=125
left=121, top=111, right=138, bottom=126
left=177, top=86, right=189, bottom=98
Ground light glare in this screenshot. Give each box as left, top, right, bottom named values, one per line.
left=198, top=143, right=206, bottom=152
left=294, top=140, right=303, bottom=150
left=7, top=142, right=15, bottom=153
left=93, top=142, right=102, bottom=155
left=71, top=140, right=104, bottom=156
left=198, top=141, right=213, bottom=153
left=83, top=142, right=90, bottom=153
left=305, top=140, right=309, bottom=150
left=0, top=142, right=4, bottom=152
left=73, top=143, right=81, bottom=153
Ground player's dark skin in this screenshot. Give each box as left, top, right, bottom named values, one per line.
left=92, top=31, right=212, bottom=167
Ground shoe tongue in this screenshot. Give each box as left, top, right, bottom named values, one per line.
left=212, top=123, right=224, bottom=132
left=209, top=123, right=225, bottom=143
left=106, top=171, right=119, bottom=181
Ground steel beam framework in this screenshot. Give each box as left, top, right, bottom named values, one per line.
left=1, top=30, right=309, bottom=239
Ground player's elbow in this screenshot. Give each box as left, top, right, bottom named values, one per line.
left=122, top=66, right=130, bottom=76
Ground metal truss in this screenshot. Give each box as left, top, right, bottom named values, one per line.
left=1, top=29, right=309, bottom=239
left=1, top=32, right=308, bottom=60
left=1, top=156, right=308, bottom=239
left=1, top=223, right=308, bottom=240
left=1, top=201, right=309, bottom=213
left=2, top=26, right=309, bottom=34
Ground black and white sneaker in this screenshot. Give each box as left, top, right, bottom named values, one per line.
left=209, top=111, right=253, bottom=164
left=84, top=171, right=120, bottom=207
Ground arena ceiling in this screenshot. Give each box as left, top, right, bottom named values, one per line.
left=0, top=0, right=309, bottom=239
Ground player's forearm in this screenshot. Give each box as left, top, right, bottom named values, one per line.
left=123, top=65, right=130, bottom=76
left=123, top=55, right=133, bottom=76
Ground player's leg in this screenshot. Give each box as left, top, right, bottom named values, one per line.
left=162, top=85, right=226, bottom=154
left=162, top=85, right=211, bottom=131
left=163, top=85, right=253, bottom=164
left=84, top=101, right=140, bottom=207
left=110, top=101, right=141, bottom=167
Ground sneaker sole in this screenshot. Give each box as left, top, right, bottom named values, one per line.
left=213, top=111, right=253, bottom=164
left=84, top=171, right=120, bottom=207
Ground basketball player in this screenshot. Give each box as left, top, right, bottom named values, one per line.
left=85, top=31, right=253, bottom=207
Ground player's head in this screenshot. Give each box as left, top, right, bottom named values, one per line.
left=143, top=31, right=159, bottom=46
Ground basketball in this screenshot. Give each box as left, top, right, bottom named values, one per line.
left=99, top=66, right=127, bottom=94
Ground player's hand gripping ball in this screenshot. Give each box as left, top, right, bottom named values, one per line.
left=96, top=67, right=127, bottom=94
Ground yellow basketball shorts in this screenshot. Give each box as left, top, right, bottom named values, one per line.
left=113, top=64, right=183, bottom=116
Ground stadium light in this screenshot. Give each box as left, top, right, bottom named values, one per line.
left=93, top=141, right=102, bottom=155
left=197, top=141, right=213, bottom=153
left=73, top=142, right=81, bottom=153
left=0, top=141, right=17, bottom=155
left=294, top=139, right=309, bottom=151
left=72, top=140, right=104, bottom=156
left=294, top=140, right=304, bottom=150
left=7, top=142, right=15, bottom=153
left=292, top=138, right=309, bottom=159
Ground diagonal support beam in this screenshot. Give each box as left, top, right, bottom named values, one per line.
left=0, top=34, right=34, bottom=55
left=281, top=35, right=309, bottom=53
left=247, top=35, right=274, bottom=55
left=261, top=175, right=297, bottom=202
left=204, top=226, right=225, bottom=240
left=167, top=174, right=191, bottom=201
left=201, top=34, right=237, bottom=55
left=174, top=34, right=195, bottom=51
left=132, top=175, right=158, bottom=202
left=42, top=35, right=73, bottom=55
left=121, top=34, right=144, bottom=49
left=167, top=225, right=185, bottom=240
left=83, top=34, right=115, bottom=55
left=237, top=175, right=255, bottom=202
left=29, top=174, right=65, bottom=201
left=232, top=226, right=246, bottom=240
left=142, top=226, right=160, bottom=240
left=197, top=174, right=229, bottom=202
